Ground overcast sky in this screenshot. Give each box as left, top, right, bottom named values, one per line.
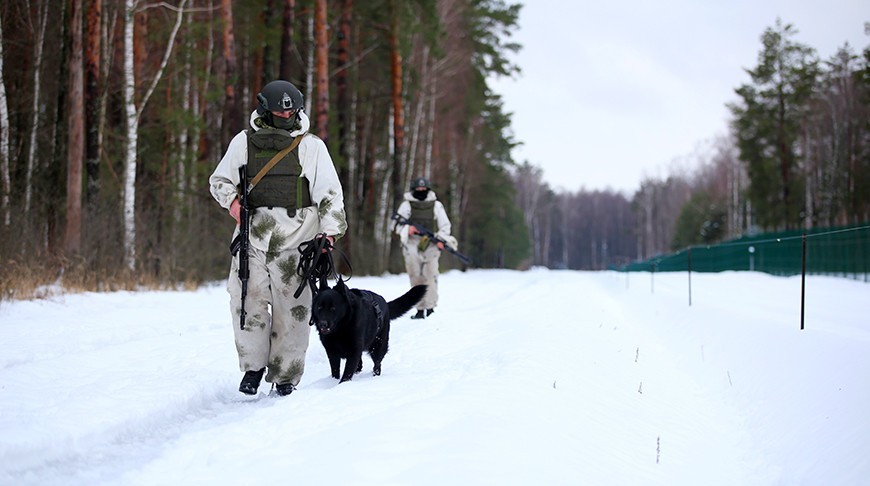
left=489, top=0, right=869, bottom=195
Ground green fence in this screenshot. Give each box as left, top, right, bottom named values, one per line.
left=621, top=223, right=870, bottom=281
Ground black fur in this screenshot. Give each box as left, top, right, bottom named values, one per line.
left=310, top=281, right=426, bottom=383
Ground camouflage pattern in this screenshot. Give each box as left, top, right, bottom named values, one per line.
left=401, top=241, right=442, bottom=311
left=394, top=189, right=454, bottom=312
left=210, top=109, right=347, bottom=389
left=228, top=245, right=311, bottom=386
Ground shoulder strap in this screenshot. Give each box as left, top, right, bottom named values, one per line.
left=247, top=135, right=303, bottom=191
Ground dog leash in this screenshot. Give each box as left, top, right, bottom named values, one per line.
left=294, top=234, right=353, bottom=298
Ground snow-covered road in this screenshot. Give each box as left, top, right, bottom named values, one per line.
left=2, top=270, right=867, bottom=485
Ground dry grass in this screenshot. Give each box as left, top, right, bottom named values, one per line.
left=0, top=256, right=207, bottom=304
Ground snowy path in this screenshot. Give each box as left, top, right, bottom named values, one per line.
left=1, top=270, right=866, bottom=484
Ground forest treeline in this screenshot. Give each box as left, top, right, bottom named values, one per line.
left=0, top=1, right=868, bottom=299
left=516, top=19, right=870, bottom=270
left=0, top=0, right=526, bottom=296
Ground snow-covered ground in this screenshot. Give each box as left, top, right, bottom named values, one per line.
left=1, top=269, right=867, bottom=485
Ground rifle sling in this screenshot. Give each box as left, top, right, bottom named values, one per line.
left=247, top=135, right=303, bottom=192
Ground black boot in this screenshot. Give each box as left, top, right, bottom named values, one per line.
left=410, top=309, right=425, bottom=319
left=239, top=367, right=265, bottom=395
left=275, top=383, right=296, bottom=396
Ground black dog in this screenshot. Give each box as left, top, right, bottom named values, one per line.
left=310, top=280, right=426, bottom=383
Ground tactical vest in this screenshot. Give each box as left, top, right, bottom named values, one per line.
left=409, top=200, right=437, bottom=231
left=245, top=128, right=311, bottom=210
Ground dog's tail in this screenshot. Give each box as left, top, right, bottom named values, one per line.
left=388, top=285, right=427, bottom=319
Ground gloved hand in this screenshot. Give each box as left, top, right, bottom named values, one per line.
left=229, top=198, right=241, bottom=224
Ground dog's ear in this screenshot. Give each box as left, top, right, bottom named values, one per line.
left=335, top=278, right=347, bottom=294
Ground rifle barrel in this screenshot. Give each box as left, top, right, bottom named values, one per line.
left=392, top=212, right=471, bottom=265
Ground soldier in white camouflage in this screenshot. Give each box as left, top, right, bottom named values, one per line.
left=209, top=80, right=347, bottom=396
left=393, top=177, right=457, bottom=319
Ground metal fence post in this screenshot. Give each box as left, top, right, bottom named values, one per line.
left=801, top=233, right=807, bottom=330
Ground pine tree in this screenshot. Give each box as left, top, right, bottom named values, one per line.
left=729, top=19, right=819, bottom=230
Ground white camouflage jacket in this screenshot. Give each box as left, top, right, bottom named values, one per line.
left=394, top=190, right=457, bottom=249
left=209, top=110, right=347, bottom=254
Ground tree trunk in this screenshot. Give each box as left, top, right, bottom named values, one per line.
left=305, top=12, right=313, bottom=113
left=0, top=14, right=10, bottom=228
left=84, top=0, right=102, bottom=215
left=176, top=11, right=193, bottom=227
left=122, top=0, right=138, bottom=270
left=279, top=0, right=296, bottom=82
left=406, top=44, right=428, bottom=181
left=387, top=0, right=404, bottom=272
left=121, top=0, right=188, bottom=271
left=335, top=0, right=352, bottom=264
left=46, top=1, right=72, bottom=254
left=258, top=0, right=276, bottom=88
left=221, top=0, right=240, bottom=147
left=336, top=0, right=351, bottom=174
left=64, top=0, right=85, bottom=255
left=424, top=72, right=435, bottom=178
left=26, top=1, right=50, bottom=219
left=197, top=0, right=215, bottom=168
left=314, top=0, right=328, bottom=141
left=388, top=0, right=404, bottom=197
left=777, top=90, right=792, bottom=229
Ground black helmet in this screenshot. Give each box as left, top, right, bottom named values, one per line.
left=410, top=177, right=431, bottom=190
left=256, top=80, right=303, bottom=116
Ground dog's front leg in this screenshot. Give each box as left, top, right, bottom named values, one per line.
left=327, top=352, right=341, bottom=380
left=340, top=353, right=362, bottom=383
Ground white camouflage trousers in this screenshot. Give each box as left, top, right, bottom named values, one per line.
left=402, top=237, right=442, bottom=311
left=227, top=245, right=311, bottom=386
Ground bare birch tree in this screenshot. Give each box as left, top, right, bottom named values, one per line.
left=175, top=11, right=193, bottom=226
left=122, top=0, right=188, bottom=270
left=0, top=13, right=10, bottom=228
left=25, top=1, right=49, bottom=219
left=122, top=0, right=137, bottom=269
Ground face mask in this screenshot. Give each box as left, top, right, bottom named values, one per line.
left=412, top=189, right=429, bottom=200
left=266, top=112, right=298, bottom=130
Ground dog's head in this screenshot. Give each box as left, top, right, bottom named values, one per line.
left=310, top=280, right=350, bottom=335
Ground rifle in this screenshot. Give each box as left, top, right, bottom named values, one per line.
left=392, top=213, right=472, bottom=265
left=229, top=165, right=250, bottom=330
